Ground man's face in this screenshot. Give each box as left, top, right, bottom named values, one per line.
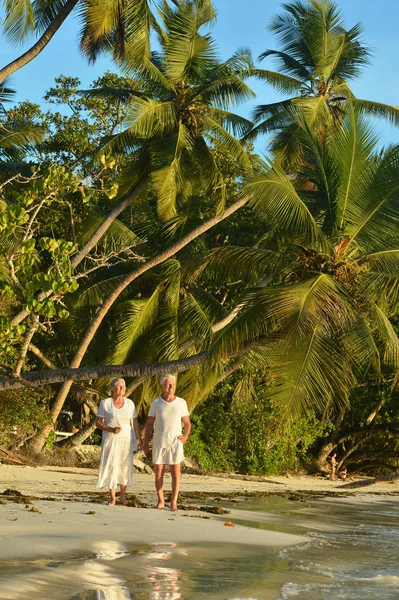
left=162, top=377, right=176, bottom=396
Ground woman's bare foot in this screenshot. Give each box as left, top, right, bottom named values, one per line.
left=108, top=501, right=116, bottom=506
left=156, top=502, right=165, bottom=510
left=170, top=504, right=178, bottom=513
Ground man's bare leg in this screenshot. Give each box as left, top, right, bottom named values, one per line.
left=154, top=464, right=166, bottom=508
left=109, top=488, right=116, bottom=506
left=170, top=463, right=181, bottom=512
left=120, top=484, right=127, bottom=505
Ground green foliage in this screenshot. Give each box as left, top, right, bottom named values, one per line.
left=186, top=377, right=329, bottom=475
left=0, top=388, right=52, bottom=449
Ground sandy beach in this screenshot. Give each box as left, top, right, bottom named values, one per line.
left=1, top=464, right=398, bottom=563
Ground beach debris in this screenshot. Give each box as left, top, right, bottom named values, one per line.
left=2, top=488, right=22, bottom=496
left=0, top=447, right=34, bottom=466
left=182, top=514, right=211, bottom=519
left=199, top=505, right=230, bottom=515
left=29, top=506, right=41, bottom=513
left=2, top=490, right=33, bottom=504
left=125, top=494, right=149, bottom=508
left=223, top=521, right=235, bottom=527
left=86, top=511, right=96, bottom=515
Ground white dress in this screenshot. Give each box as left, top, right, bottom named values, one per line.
left=96, top=397, right=137, bottom=489
left=148, top=396, right=190, bottom=465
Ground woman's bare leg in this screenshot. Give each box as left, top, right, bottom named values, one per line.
left=154, top=464, right=166, bottom=508
left=120, top=484, right=127, bottom=505
left=109, top=488, right=116, bottom=506
left=170, top=464, right=181, bottom=512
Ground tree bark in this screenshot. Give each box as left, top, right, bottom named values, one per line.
left=57, top=416, right=97, bottom=447
left=0, top=352, right=208, bottom=390
left=11, top=177, right=149, bottom=327
left=0, top=0, right=79, bottom=83
left=26, top=196, right=249, bottom=453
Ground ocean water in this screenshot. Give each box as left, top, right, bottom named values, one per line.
left=1, top=494, right=399, bottom=599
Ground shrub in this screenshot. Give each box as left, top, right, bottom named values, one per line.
left=0, top=388, right=52, bottom=449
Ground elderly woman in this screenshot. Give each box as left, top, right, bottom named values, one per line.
left=142, top=374, right=191, bottom=512
left=96, top=378, right=142, bottom=506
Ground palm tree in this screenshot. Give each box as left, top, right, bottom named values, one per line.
left=7, top=0, right=253, bottom=333
left=0, top=80, right=43, bottom=165
left=250, top=0, right=399, bottom=166
left=0, top=0, right=182, bottom=82
left=94, top=0, right=255, bottom=219
left=198, top=107, right=399, bottom=419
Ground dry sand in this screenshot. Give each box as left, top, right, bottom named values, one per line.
left=1, top=464, right=398, bottom=562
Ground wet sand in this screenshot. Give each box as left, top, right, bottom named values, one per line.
left=0, top=465, right=398, bottom=561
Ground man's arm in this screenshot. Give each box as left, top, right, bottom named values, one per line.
left=142, top=416, right=155, bottom=454
left=179, top=415, right=191, bottom=444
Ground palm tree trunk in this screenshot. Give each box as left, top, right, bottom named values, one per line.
left=1, top=352, right=208, bottom=390
left=0, top=0, right=79, bottom=83
left=57, top=416, right=97, bottom=447
left=26, top=196, right=248, bottom=453
left=11, top=177, right=148, bottom=327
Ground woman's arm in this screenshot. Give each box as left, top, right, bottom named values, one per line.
left=96, top=417, right=121, bottom=434
left=142, top=416, right=155, bottom=454
left=132, top=417, right=143, bottom=448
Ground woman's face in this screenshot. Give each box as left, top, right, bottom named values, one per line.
left=162, top=377, right=176, bottom=396
left=111, top=379, right=126, bottom=398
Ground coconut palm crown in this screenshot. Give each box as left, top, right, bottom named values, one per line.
left=250, top=0, right=399, bottom=164
left=94, top=0, right=255, bottom=219
left=196, top=107, right=399, bottom=417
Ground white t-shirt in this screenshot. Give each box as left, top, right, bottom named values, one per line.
left=97, top=397, right=137, bottom=442
left=148, top=396, right=190, bottom=449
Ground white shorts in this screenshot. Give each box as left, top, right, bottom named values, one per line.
left=152, top=438, right=184, bottom=465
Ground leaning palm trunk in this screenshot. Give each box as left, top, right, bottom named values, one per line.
left=0, top=0, right=79, bottom=83
left=58, top=416, right=97, bottom=448
left=0, top=352, right=207, bottom=390
left=27, top=196, right=249, bottom=453
left=11, top=177, right=148, bottom=327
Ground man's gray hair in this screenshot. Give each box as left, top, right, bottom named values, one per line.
left=159, top=373, right=176, bottom=387
left=109, top=378, right=126, bottom=393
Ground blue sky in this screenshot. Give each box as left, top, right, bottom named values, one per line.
left=1, top=0, right=398, bottom=149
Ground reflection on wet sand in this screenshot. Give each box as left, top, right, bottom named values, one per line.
left=0, top=540, right=184, bottom=600
left=142, top=543, right=182, bottom=600
left=0, top=557, right=130, bottom=600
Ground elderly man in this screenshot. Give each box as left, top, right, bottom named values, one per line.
left=142, top=374, right=191, bottom=512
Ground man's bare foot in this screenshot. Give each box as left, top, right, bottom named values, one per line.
left=120, top=499, right=127, bottom=506
left=108, top=501, right=116, bottom=506
left=170, top=504, right=178, bottom=513
left=156, top=503, right=165, bottom=510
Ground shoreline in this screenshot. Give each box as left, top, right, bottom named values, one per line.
left=1, top=464, right=398, bottom=562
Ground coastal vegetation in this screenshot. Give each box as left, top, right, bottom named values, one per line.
left=1, top=0, right=399, bottom=476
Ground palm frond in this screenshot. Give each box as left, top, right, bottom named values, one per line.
left=353, top=99, right=399, bottom=127
left=3, top=0, right=35, bottom=42
left=253, top=68, right=310, bottom=95
left=244, top=157, right=328, bottom=250
left=203, top=116, right=251, bottom=170
left=163, top=0, right=218, bottom=82
left=373, top=304, right=399, bottom=386
left=259, top=49, right=311, bottom=82
left=104, top=288, right=161, bottom=366
left=348, top=144, right=399, bottom=251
